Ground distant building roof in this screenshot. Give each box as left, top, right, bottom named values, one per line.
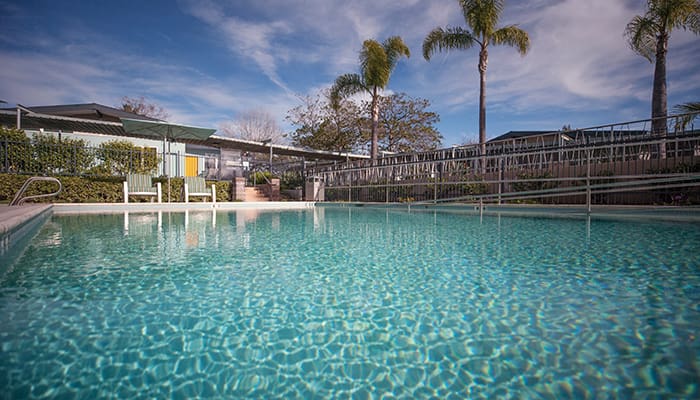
left=489, top=130, right=555, bottom=142
left=489, top=129, right=651, bottom=144
left=3, top=103, right=160, bottom=123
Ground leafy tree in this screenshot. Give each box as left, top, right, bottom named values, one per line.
left=423, top=0, right=530, bottom=155
left=289, top=90, right=443, bottom=154
left=97, top=140, right=158, bottom=176
left=219, top=109, right=287, bottom=144
left=120, top=96, right=170, bottom=120
left=625, top=0, right=700, bottom=138
left=0, top=126, right=31, bottom=173
left=330, top=36, right=410, bottom=160
left=287, top=90, right=364, bottom=153
left=375, top=93, right=443, bottom=153
left=32, top=134, right=93, bottom=175
left=287, top=92, right=326, bottom=147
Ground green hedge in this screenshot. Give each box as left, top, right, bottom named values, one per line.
left=0, top=174, right=231, bottom=203
left=32, top=134, right=94, bottom=175
left=95, top=140, right=159, bottom=176
left=2, top=127, right=162, bottom=176
left=1, top=127, right=32, bottom=172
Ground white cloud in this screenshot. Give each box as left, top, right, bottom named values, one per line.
left=0, top=52, right=118, bottom=106
left=180, top=0, right=454, bottom=85
left=183, top=0, right=295, bottom=93
left=525, top=0, right=640, bottom=97
left=1, top=0, right=698, bottom=146
left=410, top=0, right=693, bottom=120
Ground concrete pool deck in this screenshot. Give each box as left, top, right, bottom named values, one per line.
left=0, top=204, right=53, bottom=236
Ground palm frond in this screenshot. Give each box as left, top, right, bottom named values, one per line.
left=665, top=0, right=700, bottom=31
left=624, top=15, right=658, bottom=61
left=330, top=73, right=367, bottom=107
left=492, top=25, right=530, bottom=55
left=461, top=0, right=504, bottom=37
left=360, top=39, right=390, bottom=89
left=673, top=101, right=700, bottom=130
left=688, top=10, right=700, bottom=33
left=383, top=36, right=411, bottom=72
left=422, top=26, right=478, bottom=60
left=674, top=101, right=700, bottom=113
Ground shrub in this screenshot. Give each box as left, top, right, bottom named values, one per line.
left=0, top=173, right=230, bottom=203
left=511, top=171, right=558, bottom=192
left=0, top=127, right=32, bottom=173
left=97, top=140, right=159, bottom=176
left=248, top=171, right=275, bottom=185
left=0, top=174, right=121, bottom=203
left=279, top=171, right=304, bottom=190
left=32, top=134, right=94, bottom=175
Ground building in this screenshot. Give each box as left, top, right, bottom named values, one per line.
left=0, top=103, right=368, bottom=179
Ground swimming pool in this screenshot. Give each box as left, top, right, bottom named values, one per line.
left=1, top=207, right=699, bottom=398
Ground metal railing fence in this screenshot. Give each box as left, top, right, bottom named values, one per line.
left=311, top=114, right=700, bottom=206
left=309, top=112, right=698, bottom=172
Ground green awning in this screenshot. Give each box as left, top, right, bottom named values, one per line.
left=120, top=118, right=216, bottom=142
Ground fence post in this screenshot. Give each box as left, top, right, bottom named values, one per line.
left=433, top=174, right=437, bottom=204
left=586, top=148, right=591, bottom=213
left=498, top=156, right=503, bottom=205
left=432, top=163, right=438, bottom=204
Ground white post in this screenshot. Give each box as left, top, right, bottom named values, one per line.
left=211, top=184, right=216, bottom=204
left=586, top=149, right=591, bottom=213
left=123, top=181, right=129, bottom=204
left=156, top=182, right=162, bottom=203
left=184, top=183, right=189, bottom=203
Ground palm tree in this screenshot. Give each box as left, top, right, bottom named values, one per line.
left=331, top=36, right=410, bottom=160
left=625, top=0, right=700, bottom=137
left=423, top=0, right=530, bottom=156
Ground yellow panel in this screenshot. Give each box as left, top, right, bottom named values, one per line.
left=185, top=156, right=198, bottom=177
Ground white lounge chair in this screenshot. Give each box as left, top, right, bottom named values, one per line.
left=123, top=174, right=162, bottom=203
left=183, top=176, right=216, bottom=203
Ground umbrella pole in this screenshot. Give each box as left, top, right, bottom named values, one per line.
left=162, top=136, right=170, bottom=203
left=167, top=139, right=171, bottom=203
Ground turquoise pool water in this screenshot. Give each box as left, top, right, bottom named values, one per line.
left=1, top=207, right=699, bottom=399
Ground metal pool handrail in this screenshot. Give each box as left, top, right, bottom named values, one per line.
left=10, top=176, right=62, bottom=206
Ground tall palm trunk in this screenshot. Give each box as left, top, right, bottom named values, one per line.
left=478, top=46, right=488, bottom=169
left=652, top=30, right=668, bottom=158
left=370, top=86, right=380, bottom=160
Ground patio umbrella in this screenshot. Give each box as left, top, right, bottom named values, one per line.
left=120, top=118, right=217, bottom=202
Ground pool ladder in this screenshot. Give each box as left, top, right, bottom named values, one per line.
left=10, top=176, right=62, bottom=206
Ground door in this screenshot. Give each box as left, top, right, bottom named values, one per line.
left=185, top=156, right=198, bottom=177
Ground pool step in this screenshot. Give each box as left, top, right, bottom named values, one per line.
left=244, top=186, right=269, bottom=202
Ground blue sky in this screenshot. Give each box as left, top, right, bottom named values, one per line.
left=1, top=0, right=698, bottom=148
